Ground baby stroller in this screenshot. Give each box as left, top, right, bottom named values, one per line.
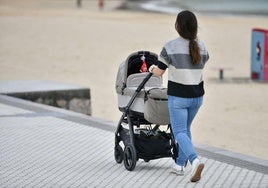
left=114, top=51, right=178, bottom=171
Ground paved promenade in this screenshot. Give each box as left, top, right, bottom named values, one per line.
left=0, top=94, right=267, bottom=188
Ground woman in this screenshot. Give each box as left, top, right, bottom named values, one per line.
left=149, top=10, right=209, bottom=182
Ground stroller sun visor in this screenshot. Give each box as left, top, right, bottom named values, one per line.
left=115, top=51, right=159, bottom=95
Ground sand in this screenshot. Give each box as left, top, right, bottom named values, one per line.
left=0, top=0, right=268, bottom=160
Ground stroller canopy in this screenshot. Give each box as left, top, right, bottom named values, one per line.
left=115, top=51, right=158, bottom=94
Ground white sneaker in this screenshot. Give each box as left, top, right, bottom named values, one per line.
left=171, top=163, right=185, bottom=176
left=190, top=158, right=204, bottom=182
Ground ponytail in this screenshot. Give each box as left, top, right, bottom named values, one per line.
left=189, top=39, right=201, bottom=65
left=175, top=10, right=201, bottom=65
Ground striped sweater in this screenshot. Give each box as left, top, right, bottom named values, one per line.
left=159, top=37, right=209, bottom=98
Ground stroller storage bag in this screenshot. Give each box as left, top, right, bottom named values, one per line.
left=135, top=128, right=173, bottom=159
left=144, top=88, right=170, bottom=125
left=119, top=127, right=173, bottom=159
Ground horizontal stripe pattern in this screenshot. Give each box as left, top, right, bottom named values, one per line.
left=169, top=54, right=206, bottom=69
left=168, top=81, right=204, bottom=98
left=159, top=37, right=209, bottom=97
left=163, top=37, right=208, bottom=55
left=168, top=65, right=203, bottom=85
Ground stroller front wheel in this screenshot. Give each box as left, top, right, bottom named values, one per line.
left=123, top=144, right=137, bottom=171
left=114, top=145, right=124, bottom=163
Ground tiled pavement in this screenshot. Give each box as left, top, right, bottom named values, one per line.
left=0, top=94, right=267, bottom=188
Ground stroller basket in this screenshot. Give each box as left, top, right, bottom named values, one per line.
left=120, top=128, right=174, bottom=160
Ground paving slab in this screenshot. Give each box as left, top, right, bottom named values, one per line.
left=0, top=95, right=267, bottom=188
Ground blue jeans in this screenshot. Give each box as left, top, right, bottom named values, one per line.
left=168, top=95, right=203, bottom=166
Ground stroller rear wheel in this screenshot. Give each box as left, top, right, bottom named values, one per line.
left=114, top=145, right=124, bottom=163
left=123, top=144, right=137, bottom=171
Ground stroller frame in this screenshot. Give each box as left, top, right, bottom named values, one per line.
left=114, top=51, right=177, bottom=171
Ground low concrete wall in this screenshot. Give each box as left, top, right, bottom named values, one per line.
left=0, top=80, right=92, bottom=115
left=8, top=89, right=91, bottom=115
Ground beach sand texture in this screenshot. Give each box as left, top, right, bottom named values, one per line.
left=0, top=0, right=268, bottom=160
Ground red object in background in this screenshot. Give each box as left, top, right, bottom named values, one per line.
left=99, top=0, right=104, bottom=10
left=251, top=72, right=259, bottom=80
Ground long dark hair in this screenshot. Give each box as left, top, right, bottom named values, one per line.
left=175, top=10, right=201, bottom=65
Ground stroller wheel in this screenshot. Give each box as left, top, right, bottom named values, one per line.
left=114, top=145, right=124, bottom=164
left=123, top=145, right=137, bottom=171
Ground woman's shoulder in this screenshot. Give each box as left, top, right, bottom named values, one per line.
left=164, top=37, right=188, bottom=49
left=197, top=39, right=208, bottom=53
left=197, top=39, right=205, bottom=45
left=166, top=37, right=186, bottom=44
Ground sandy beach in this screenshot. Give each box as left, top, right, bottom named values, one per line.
left=0, top=0, right=268, bottom=160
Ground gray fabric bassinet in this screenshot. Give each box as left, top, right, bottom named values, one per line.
left=115, top=51, right=170, bottom=125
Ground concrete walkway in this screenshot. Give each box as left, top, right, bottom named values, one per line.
left=0, top=94, right=267, bottom=188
